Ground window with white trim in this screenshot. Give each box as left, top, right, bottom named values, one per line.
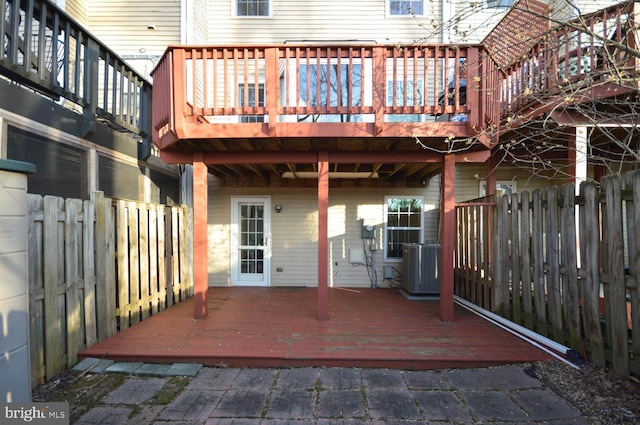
left=389, top=0, right=424, bottom=16
left=239, top=83, right=265, bottom=122
left=235, top=0, right=270, bottom=17
left=479, top=180, right=517, bottom=197
left=385, top=197, right=424, bottom=260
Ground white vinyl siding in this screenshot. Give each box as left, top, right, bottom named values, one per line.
left=209, top=0, right=444, bottom=44
left=87, top=0, right=181, bottom=79
left=455, top=164, right=569, bottom=202
left=184, top=0, right=210, bottom=44
left=59, top=0, right=89, bottom=27
left=208, top=182, right=441, bottom=288
left=451, top=2, right=511, bottom=43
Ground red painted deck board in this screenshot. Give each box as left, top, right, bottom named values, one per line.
left=79, top=288, right=551, bottom=369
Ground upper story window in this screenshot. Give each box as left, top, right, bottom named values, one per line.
left=389, top=0, right=424, bottom=16
left=486, top=0, right=513, bottom=8
left=236, top=0, right=270, bottom=17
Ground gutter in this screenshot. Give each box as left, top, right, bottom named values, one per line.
left=454, top=296, right=586, bottom=369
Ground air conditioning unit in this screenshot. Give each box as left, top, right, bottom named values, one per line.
left=401, top=243, right=440, bottom=295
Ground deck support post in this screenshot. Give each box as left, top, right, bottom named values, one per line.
left=440, top=154, right=455, bottom=321
left=317, top=151, right=329, bottom=321
left=193, top=159, right=209, bottom=319
left=485, top=151, right=497, bottom=196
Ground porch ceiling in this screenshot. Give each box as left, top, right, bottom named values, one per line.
left=162, top=135, right=469, bottom=187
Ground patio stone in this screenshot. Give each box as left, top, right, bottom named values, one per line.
left=402, top=370, right=450, bottom=389
left=441, top=368, right=496, bottom=390
left=233, top=368, right=278, bottom=390
left=72, top=357, right=101, bottom=373
left=265, top=389, right=317, bottom=419
left=317, top=389, right=366, bottom=419
left=75, top=406, right=132, bottom=425
left=212, top=389, right=271, bottom=418
left=134, top=363, right=172, bottom=376
left=102, top=377, right=166, bottom=405
left=158, top=389, right=223, bottom=421
left=165, top=362, right=203, bottom=377
left=485, top=364, right=544, bottom=390
left=361, top=368, right=405, bottom=389
left=276, top=367, right=319, bottom=389
left=188, top=367, right=240, bottom=390
left=460, top=390, right=530, bottom=422
left=365, top=389, right=422, bottom=421
left=511, top=388, right=582, bottom=421
left=105, top=362, right=144, bottom=374
left=319, top=367, right=361, bottom=390
left=411, top=390, right=474, bottom=422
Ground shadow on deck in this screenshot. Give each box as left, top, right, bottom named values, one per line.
left=80, top=287, right=551, bottom=369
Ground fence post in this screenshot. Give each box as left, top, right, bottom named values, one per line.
left=531, top=189, right=547, bottom=335
left=560, top=183, right=581, bottom=351
left=92, top=191, right=116, bottom=340
left=546, top=186, right=563, bottom=342
left=627, top=172, right=640, bottom=359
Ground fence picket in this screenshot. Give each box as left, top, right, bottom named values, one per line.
left=629, top=172, right=640, bottom=356
left=580, top=181, right=606, bottom=367
left=546, top=186, right=563, bottom=342
left=511, top=193, right=521, bottom=324
left=560, top=184, right=580, bottom=351
left=64, top=199, right=81, bottom=366
left=43, top=196, right=62, bottom=381
left=82, top=199, right=97, bottom=348
left=531, top=189, right=547, bottom=334
left=116, top=200, right=130, bottom=330
left=520, top=191, right=533, bottom=329
left=602, top=175, right=630, bottom=377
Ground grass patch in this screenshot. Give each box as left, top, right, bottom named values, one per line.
left=148, top=376, right=191, bottom=405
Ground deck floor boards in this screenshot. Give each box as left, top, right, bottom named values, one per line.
left=79, top=287, right=551, bottom=369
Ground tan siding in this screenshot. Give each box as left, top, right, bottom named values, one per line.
left=452, top=2, right=510, bottom=43
left=207, top=182, right=441, bottom=288
left=190, top=0, right=210, bottom=43
left=87, top=0, right=181, bottom=79
left=60, top=0, right=89, bottom=27
left=456, top=163, right=568, bottom=202
left=209, top=0, right=444, bottom=44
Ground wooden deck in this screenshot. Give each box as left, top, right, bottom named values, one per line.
left=79, top=287, right=551, bottom=369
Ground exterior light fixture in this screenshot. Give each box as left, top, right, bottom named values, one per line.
left=274, top=204, right=283, bottom=213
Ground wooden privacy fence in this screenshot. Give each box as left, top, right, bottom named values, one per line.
left=455, top=172, right=639, bottom=379
left=27, top=192, right=192, bottom=385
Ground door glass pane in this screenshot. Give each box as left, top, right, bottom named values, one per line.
left=238, top=202, right=265, bottom=275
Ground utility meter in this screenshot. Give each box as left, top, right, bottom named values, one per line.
left=362, top=223, right=375, bottom=239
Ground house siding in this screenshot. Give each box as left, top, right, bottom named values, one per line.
left=208, top=0, right=445, bottom=44
left=87, top=0, right=181, bottom=79
left=188, top=0, right=210, bottom=43
left=549, top=0, right=620, bottom=23
left=59, top=0, right=89, bottom=27
left=207, top=180, right=441, bottom=288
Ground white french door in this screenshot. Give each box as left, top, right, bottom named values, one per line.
left=231, top=197, right=271, bottom=286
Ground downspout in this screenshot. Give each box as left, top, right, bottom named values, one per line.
left=454, top=296, right=585, bottom=368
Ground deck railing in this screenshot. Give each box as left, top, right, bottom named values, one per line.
left=152, top=44, right=484, bottom=147
left=1, top=0, right=151, bottom=137
left=496, top=1, right=638, bottom=116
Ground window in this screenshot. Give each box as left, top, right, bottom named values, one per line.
left=385, top=197, right=424, bottom=259
left=386, top=80, right=423, bottom=122
left=298, top=62, right=363, bottom=122
left=389, top=0, right=424, bottom=15
left=486, top=0, right=513, bottom=8
left=236, top=0, right=269, bottom=17
left=479, top=180, right=517, bottom=198
left=239, top=83, right=265, bottom=122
